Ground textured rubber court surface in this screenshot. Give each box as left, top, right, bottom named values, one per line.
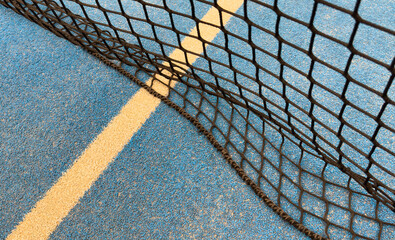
left=0, top=4, right=309, bottom=239
left=0, top=1, right=394, bottom=239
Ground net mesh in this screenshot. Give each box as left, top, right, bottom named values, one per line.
left=1, top=0, right=394, bottom=239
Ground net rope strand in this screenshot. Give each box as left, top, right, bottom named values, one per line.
left=1, top=0, right=394, bottom=239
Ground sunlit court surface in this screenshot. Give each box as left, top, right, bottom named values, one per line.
left=0, top=0, right=394, bottom=239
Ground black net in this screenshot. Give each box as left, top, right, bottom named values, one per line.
left=1, top=0, right=394, bottom=239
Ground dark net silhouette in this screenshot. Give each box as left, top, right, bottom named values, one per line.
left=1, top=0, right=393, bottom=239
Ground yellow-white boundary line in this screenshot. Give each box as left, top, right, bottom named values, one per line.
left=7, top=1, right=243, bottom=239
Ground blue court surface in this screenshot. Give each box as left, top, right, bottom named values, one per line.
left=0, top=0, right=394, bottom=239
